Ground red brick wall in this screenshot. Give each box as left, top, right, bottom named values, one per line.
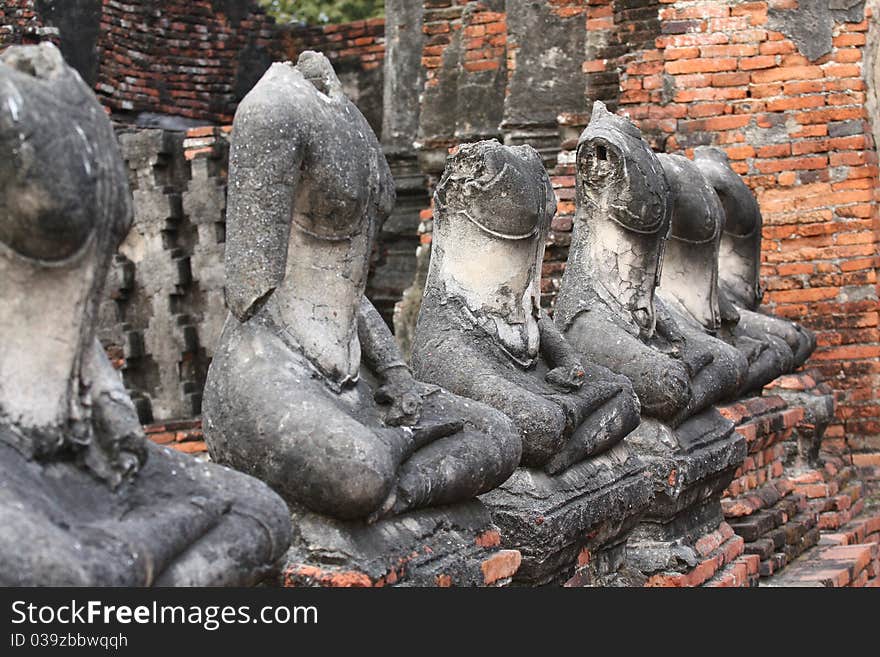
left=278, top=16, right=387, bottom=134
left=419, top=0, right=507, bottom=152
left=459, top=5, right=506, bottom=74
left=0, top=0, right=58, bottom=48
left=2, top=2, right=384, bottom=124
left=95, top=0, right=278, bottom=123
left=556, top=0, right=878, bottom=450
left=280, top=16, right=386, bottom=71
left=413, top=1, right=879, bottom=450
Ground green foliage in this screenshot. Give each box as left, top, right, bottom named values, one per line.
left=260, top=0, right=384, bottom=25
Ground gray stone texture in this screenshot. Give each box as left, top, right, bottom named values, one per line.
left=284, top=501, right=521, bottom=586
left=382, top=0, right=424, bottom=155
left=694, top=147, right=816, bottom=376
left=371, top=1, right=430, bottom=328
left=413, top=138, right=640, bottom=473
left=778, top=385, right=836, bottom=474
left=654, top=152, right=750, bottom=401
left=481, top=441, right=652, bottom=585
left=97, top=129, right=228, bottom=423
left=96, top=121, right=421, bottom=421
left=412, top=139, right=650, bottom=584
left=0, top=43, right=290, bottom=586
left=625, top=411, right=746, bottom=575
left=547, top=105, right=747, bottom=575
left=556, top=103, right=740, bottom=426
left=502, top=0, right=588, bottom=166
left=417, top=0, right=507, bottom=172
left=203, top=53, right=521, bottom=524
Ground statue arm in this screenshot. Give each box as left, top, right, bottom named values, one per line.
left=654, top=297, right=686, bottom=345
left=81, top=338, right=147, bottom=486
left=358, top=296, right=410, bottom=375
left=537, top=309, right=585, bottom=390
left=358, top=297, right=421, bottom=425
left=224, top=83, right=305, bottom=321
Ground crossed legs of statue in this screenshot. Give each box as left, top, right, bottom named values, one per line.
left=204, top=318, right=521, bottom=522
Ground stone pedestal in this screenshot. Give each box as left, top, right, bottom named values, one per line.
left=626, top=409, right=746, bottom=577
left=480, top=442, right=652, bottom=586
left=765, top=370, right=836, bottom=474
left=717, top=376, right=843, bottom=582
left=282, top=501, right=521, bottom=587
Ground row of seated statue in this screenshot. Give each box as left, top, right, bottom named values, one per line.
left=0, top=46, right=815, bottom=585
left=202, top=52, right=815, bottom=521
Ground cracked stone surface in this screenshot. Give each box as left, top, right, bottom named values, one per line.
left=556, top=102, right=741, bottom=426
left=412, top=138, right=641, bottom=473
left=203, top=52, right=522, bottom=525
left=694, top=147, right=816, bottom=383
left=0, top=43, right=291, bottom=586
left=411, top=138, right=650, bottom=583
left=655, top=151, right=750, bottom=403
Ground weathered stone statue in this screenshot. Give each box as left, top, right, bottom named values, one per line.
left=552, top=103, right=744, bottom=578
left=694, top=146, right=816, bottom=371
left=203, top=53, right=521, bottom=526
left=411, top=139, right=651, bottom=584
left=554, top=102, right=739, bottom=426
left=412, top=139, right=641, bottom=474
left=653, top=152, right=750, bottom=395
left=0, top=43, right=291, bottom=586
left=691, top=148, right=831, bottom=482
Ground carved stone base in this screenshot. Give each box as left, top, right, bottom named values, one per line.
left=281, top=501, right=521, bottom=587
left=480, top=441, right=653, bottom=586
left=626, top=409, right=746, bottom=575
left=642, top=521, right=760, bottom=587
left=765, top=370, right=836, bottom=474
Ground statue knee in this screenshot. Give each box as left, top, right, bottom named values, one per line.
left=635, top=362, right=691, bottom=421
left=761, top=316, right=803, bottom=356
left=714, top=344, right=750, bottom=393
left=615, top=379, right=642, bottom=430
left=289, top=429, right=396, bottom=519
left=483, top=408, right=523, bottom=473
left=514, top=399, right=567, bottom=468
left=793, top=327, right=816, bottom=367
left=766, top=335, right=796, bottom=373
left=311, top=457, right=396, bottom=520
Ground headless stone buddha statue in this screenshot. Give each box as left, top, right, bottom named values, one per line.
left=555, top=102, right=739, bottom=426
left=694, top=146, right=816, bottom=371
left=551, top=108, right=745, bottom=576
left=203, top=52, right=521, bottom=522
left=0, top=43, right=290, bottom=585
left=654, top=153, right=750, bottom=396
left=411, top=139, right=640, bottom=475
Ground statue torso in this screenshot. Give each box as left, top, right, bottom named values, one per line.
left=260, top=65, right=395, bottom=389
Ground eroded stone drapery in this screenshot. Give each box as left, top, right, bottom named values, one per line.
left=654, top=152, right=750, bottom=399
left=691, top=147, right=830, bottom=465
left=694, top=146, right=816, bottom=373
left=413, top=139, right=641, bottom=474
left=552, top=103, right=745, bottom=579
left=658, top=151, right=795, bottom=395
left=203, top=53, right=522, bottom=525
left=555, top=102, right=741, bottom=426
left=0, top=43, right=291, bottom=586
left=411, top=140, right=651, bottom=584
